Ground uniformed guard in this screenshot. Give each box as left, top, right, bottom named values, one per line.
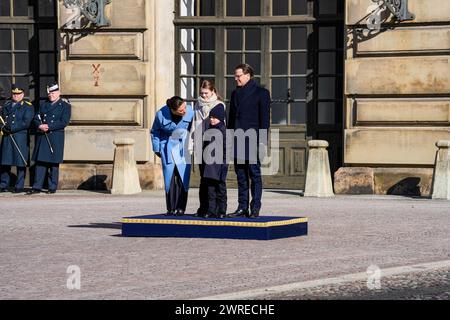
left=27, top=83, right=71, bottom=195
left=0, top=85, right=34, bottom=193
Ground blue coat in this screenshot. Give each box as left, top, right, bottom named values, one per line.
left=0, top=100, right=34, bottom=167
left=32, top=98, right=71, bottom=164
left=151, top=105, right=194, bottom=193
left=228, top=79, right=271, bottom=161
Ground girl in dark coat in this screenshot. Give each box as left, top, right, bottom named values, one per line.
left=200, top=104, right=228, bottom=218
left=190, top=80, right=227, bottom=217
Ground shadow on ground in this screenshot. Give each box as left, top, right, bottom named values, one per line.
left=266, top=189, right=303, bottom=196
left=68, top=222, right=122, bottom=230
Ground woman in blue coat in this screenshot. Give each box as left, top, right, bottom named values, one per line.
left=151, top=96, right=194, bottom=216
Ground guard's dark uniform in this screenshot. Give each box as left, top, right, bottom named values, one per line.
left=31, top=97, right=71, bottom=192
left=0, top=98, right=34, bottom=191
left=228, top=78, right=271, bottom=216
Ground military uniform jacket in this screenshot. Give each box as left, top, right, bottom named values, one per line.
left=0, top=99, right=34, bottom=166
left=32, top=98, right=71, bottom=164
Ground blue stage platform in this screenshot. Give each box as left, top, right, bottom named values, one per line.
left=121, top=215, right=308, bottom=240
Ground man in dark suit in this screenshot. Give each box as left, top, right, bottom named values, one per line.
left=227, top=64, right=271, bottom=218
left=27, top=83, right=71, bottom=195
left=0, top=85, right=34, bottom=193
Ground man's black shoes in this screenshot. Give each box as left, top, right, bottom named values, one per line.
left=13, top=188, right=24, bottom=194
left=166, top=209, right=185, bottom=216
left=216, top=212, right=226, bottom=219
left=26, top=189, right=41, bottom=195
left=194, top=209, right=206, bottom=218
left=0, top=188, right=9, bottom=193
left=203, top=212, right=226, bottom=219
left=165, top=210, right=175, bottom=216
left=47, top=190, right=56, bottom=194
left=227, top=208, right=249, bottom=218
left=248, top=210, right=260, bottom=219
left=203, top=212, right=213, bottom=218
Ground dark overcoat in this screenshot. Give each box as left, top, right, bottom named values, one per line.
left=201, top=115, right=228, bottom=182
left=0, top=100, right=34, bottom=167
left=227, top=79, right=271, bottom=161
left=32, top=98, right=71, bottom=164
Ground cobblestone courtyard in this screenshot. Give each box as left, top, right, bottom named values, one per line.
left=0, top=190, right=449, bottom=299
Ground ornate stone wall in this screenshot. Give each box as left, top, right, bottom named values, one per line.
left=341, top=0, right=450, bottom=195
left=57, top=0, right=173, bottom=190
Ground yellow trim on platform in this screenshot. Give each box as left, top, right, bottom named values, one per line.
left=121, top=217, right=308, bottom=228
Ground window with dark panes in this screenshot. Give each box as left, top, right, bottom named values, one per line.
left=271, top=26, right=309, bottom=125
left=273, top=0, right=308, bottom=16
left=38, top=27, right=58, bottom=97
left=226, top=0, right=261, bottom=17
left=179, top=0, right=216, bottom=16
left=319, top=0, right=338, bottom=15
left=0, top=0, right=31, bottom=17
left=175, top=0, right=343, bottom=127
left=175, top=0, right=345, bottom=188
left=316, top=24, right=342, bottom=125
left=225, top=27, right=262, bottom=100
left=0, top=27, right=32, bottom=101
left=0, top=0, right=58, bottom=105
left=311, top=0, right=344, bottom=176
left=179, top=28, right=216, bottom=104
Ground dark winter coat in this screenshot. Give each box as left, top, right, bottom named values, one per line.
left=201, top=106, right=228, bottom=182
left=32, top=98, right=71, bottom=164
left=227, top=79, right=271, bottom=161
left=0, top=99, right=34, bottom=167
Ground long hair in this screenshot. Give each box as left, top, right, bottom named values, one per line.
left=200, top=79, right=223, bottom=101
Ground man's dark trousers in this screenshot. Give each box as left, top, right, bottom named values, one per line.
left=33, top=162, right=59, bottom=191
left=234, top=160, right=262, bottom=212
left=0, top=165, right=26, bottom=190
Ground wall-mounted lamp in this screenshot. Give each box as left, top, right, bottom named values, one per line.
left=63, top=0, right=111, bottom=27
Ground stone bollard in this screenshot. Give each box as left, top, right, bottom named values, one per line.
left=431, top=140, right=450, bottom=200
left=304, top=140, right=334, bottom=197
left=111, top=138, right=142, bottom=195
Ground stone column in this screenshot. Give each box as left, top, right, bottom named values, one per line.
left=111, top=138, right=142, bottom=195
left=304, top=140, right=334, bottom=197
left=431, top=140, right=450, bottom=200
